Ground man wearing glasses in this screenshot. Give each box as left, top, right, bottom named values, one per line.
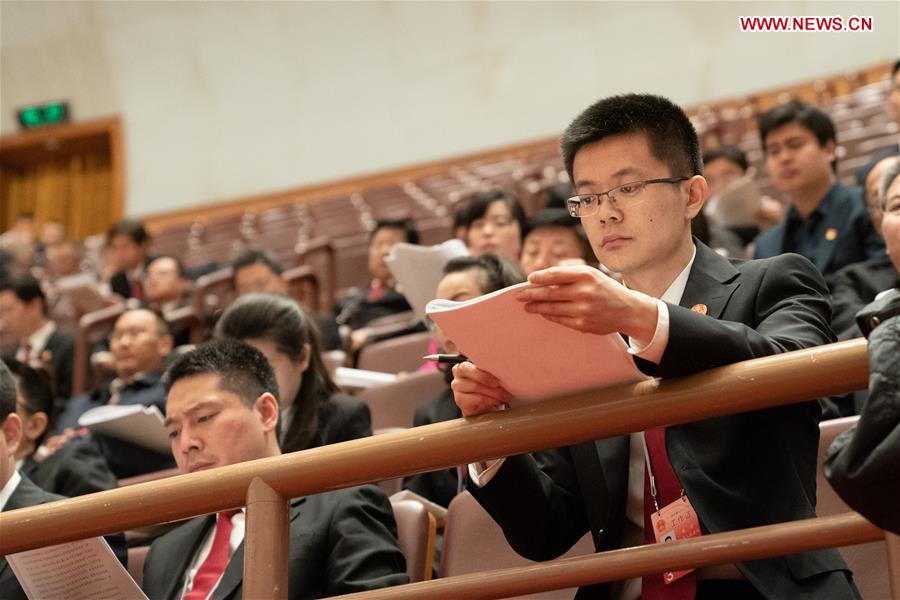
left=451, top=94, right=858, bottom=599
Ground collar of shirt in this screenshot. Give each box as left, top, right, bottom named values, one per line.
left=109, top=371, right=151, bottom=397
left=0, top=470, right=23, bottom=512
left=786, top=183, right=839, bottom=225
left=658, top=244, right=697, bottom=305
left=21, top=320, right=57, bottom=361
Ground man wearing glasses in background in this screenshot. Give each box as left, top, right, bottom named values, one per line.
left=451, top=94, right=858, bottom=599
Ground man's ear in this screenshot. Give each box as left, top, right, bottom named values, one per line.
left=254, top=392, right=280, bottom=434
left=158, top=334, right=175, bottom=357
left=2, top=414, right=24, bottom=457
left=685, top=175, right=708, bottom=219
left=22, top=411, right=49, bottom=443
left=822, top=139, right=836, bottom=164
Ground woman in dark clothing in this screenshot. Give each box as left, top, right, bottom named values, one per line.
left=215, top=293, right=371, bottom=453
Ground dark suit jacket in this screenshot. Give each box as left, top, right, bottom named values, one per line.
left=753, top=184, right=884, bottom=278
left=333, top=285, right=412, bottom=330
left=469, top=242, right=857, bottom=599
left=142, top=484, right=408, bottom=599
left=826, top=313, right=900, bottom=535
left=3, top=328, right=75, bottom=400
left=53, top=371, right=176, bottom=478
left=110, top=256, right=154, bottom=300
left=829, top=254, right=897, bottom=340
left=402, top=388, right=462, bottom=507
left=0, top=475, right=126, bottom=599
left=21, top=436, right=117, bottom=497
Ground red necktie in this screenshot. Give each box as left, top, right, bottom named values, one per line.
left=130, top=278, right=143, bottom=300
left=184, top=510, right=239, bottom=600
left=20, top=343, right=33, bottom=365
left=642, top=427, right=696, bottom=599
left=367, top=282, right=384, bottom=302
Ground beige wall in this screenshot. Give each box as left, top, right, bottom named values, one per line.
left=2, top=1, right=897, bottom=217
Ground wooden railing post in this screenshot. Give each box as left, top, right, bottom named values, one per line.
left=243, top=477, right=290, bottom=600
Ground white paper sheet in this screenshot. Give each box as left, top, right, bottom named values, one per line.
left=78, top=404, right=169, bottom=454
left=385, top=239, right=469, bottom=319
left=7, top=537, right=148, bottom=600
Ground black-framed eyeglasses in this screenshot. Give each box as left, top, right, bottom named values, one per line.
left=566, top=177, right=690, bottom=218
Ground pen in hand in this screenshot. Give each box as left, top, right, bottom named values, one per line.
left=423, top=353, right=469, bottom=365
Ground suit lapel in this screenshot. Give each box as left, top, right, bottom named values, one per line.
left=213, top=498, right=305, bottom=600
left=679, top=242, right=741, bottom=319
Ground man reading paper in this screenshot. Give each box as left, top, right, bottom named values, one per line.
left=451, top=94, right=858, bottom=599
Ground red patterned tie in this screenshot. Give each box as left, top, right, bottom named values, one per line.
left=184, top=510, right=239, bottom=600
left=642, top=427, right=696, bottom=599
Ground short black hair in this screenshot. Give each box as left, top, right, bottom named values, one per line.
left=371, top=219, right=420, bottom=245
left=0, top=274, right=47, bottom=316
left=560, top=93, right=703, bottom=182
left=164, top=339, right=279, bottom=405
left=232, top=248, right=283, bottom=277
left=0, top=360, right=15, bottom=421
left=758, top=100, right=836, bottom=151
left=454, top=190, right=526, bottom=237
left=4, top=359, right=55, bottom=445
left=702, top=145, right=749, bottom=172
left=148, top=255, right=187, bottom=279
left=442, top=253, right=525, bottom=294
left=524, top=208, right=594, bottom=263
left=893, top=59, right=900, bottom=78
left=106, top=219, right=150, bottom=245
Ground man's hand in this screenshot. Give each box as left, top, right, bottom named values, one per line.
left=451, top=361, right=513, bottom=417
left=515, top=265, right=658, bottom=344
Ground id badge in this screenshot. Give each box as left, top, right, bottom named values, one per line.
left=649, top=495, right=701, bottom=584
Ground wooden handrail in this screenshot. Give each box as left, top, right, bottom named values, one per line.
left=0, top=338, right=868, bottom=555
left=335, top=512, right=884, bottom=600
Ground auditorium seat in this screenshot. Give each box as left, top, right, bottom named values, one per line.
left=441, top=491, right=594, bottom=599
left=355, top=331, right=433, bottom=376
left=192, top=267, right=235, bottom=321
left=390, top=497, right=438, bottom=583
left=359, top=370, right=446, bottom=431
left=816, top=416, right=891, bottom=599
left=127, top=545, right=150, bottom=588
left=282, top=265, right=320, bottom=312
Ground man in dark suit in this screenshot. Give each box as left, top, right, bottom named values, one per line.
left=333, top=219, right=419, bottom=331
left=5, top=359, right=116, bottom=497
left=826, top=162, right=900, bottom=535
left=107, top=219, right=153, bottom=300
left=752, top=100, right=883, bottom=278
left=0, top=361, right=126, bottom=599
left=452, top=94, right=858, bottom=599
left=0, top=274, right=75, bottom=399
left=51, top=308, right=176, bottom=478
left=142, top=339, right=408, bottom=599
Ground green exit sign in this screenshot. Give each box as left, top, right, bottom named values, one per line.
left=17, top=102, right=70, bottom=129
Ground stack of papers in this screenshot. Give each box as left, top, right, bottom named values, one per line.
left=426, top=282, right=648, bottom=402
left=78, top=404, right=169, bottom=454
